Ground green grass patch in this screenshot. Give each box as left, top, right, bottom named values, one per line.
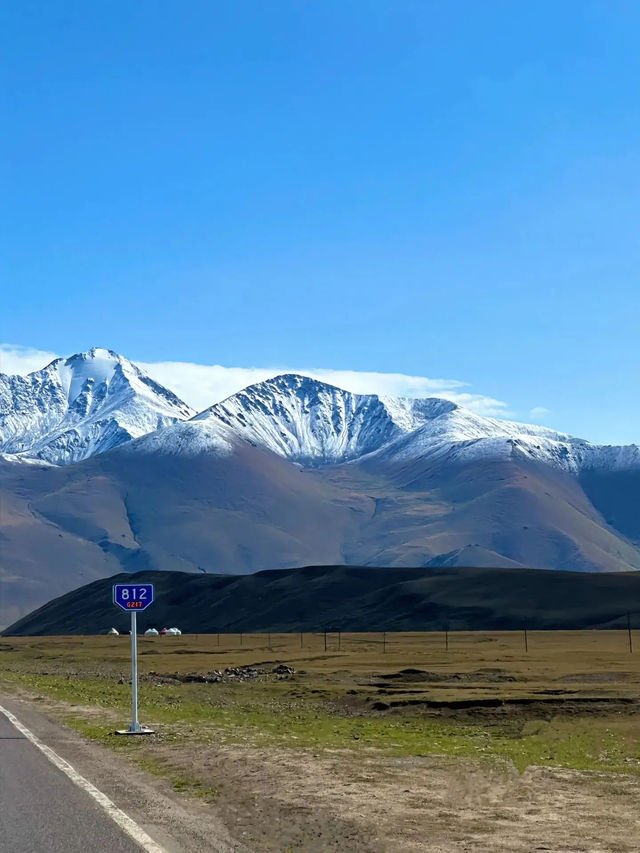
left=3, top=668, right=640, bottom=774
left=63, top=718, right=221, bottom=802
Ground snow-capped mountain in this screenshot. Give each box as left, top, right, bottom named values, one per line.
left=193, top=373, right=640, bottom=474
left=194, top=373, right=459, bottom=464
left=359, top=406, right=640, bottom=474
left=2, top=350, right=639, bottom=475
left=0, top=348, right=194, bottom=464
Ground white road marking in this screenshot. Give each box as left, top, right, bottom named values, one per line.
left=0, top=704, right=166, bottom=853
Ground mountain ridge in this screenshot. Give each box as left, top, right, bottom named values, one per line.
left=6, top=565, right=640, bottom=636
left=194, top=373, right=459, bottom=465
left=1, top=348, right=640, bottom=627
left=2, top=349, right=639, bottom=474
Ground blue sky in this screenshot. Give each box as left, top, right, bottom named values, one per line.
left=2, top=2, right=639, bottom=443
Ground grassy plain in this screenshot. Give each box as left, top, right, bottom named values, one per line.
left=2, top=630, right=640, bottom=851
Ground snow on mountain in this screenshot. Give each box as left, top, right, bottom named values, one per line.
left=193, top=373, right=457, bottom=464
left=359, top=406, right=640, bottom=473
left=2, top=352, right=638, bottom=476
left=193, top=373, right=640, bottom=474
left=0, top=348, right=194, bottom=464
left=119, top=417, right=237, bottom=459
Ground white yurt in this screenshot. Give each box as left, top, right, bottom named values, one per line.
left=144, top=628, right=159, bottom=636
left=165, top=627, right=182, bottom=636
left=107, top=627, right=119, bottom=635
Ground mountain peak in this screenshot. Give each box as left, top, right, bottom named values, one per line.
left=236, top=372, right=351, bottom=399
left=189, top=371, right=640, bottom=474
left=73, top=346, right=120, bottom=360
left=0, top=348, right=194, bottom=464
left=194, top=372, right=457, bottom=464
left=37, top=348, right=132, bottom=393
left=263, top=372, right=319, bottom=385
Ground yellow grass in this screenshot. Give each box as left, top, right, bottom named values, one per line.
left=3, top=629, right=640, bottom=700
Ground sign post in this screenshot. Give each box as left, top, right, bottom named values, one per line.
left=113, top=582, right=155, bottom=735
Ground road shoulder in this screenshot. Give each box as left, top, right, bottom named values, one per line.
left=0, top=693, right=248, bottom=853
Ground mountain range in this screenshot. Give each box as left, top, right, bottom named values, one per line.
left=1, top=347, right=639, bottom=628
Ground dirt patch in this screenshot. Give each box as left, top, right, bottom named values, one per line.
left=133, top=739, right=640, bottom=852
left=371, top=696, right=639, bottom=717
left=376, top=667, right=519, bottom=684
left=561, top=672, right=633, bottom=683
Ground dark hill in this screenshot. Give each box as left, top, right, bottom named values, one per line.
left=4, top=565, right=640, bottom=636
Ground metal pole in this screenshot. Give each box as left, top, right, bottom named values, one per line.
left=130, top=611, right=140, bottom=732
left=628, top=613, right=633, bottom=654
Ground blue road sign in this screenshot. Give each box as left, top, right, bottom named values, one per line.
left=113, top=583, right=154, bottom=612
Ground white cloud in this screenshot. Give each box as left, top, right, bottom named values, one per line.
left=137, top=360, right=512, bottom=416
left=0, top=344, right=59, bottom=376
left=1, top=343, right=512, bottom=418
left=529, top=406, right=551, bottom=420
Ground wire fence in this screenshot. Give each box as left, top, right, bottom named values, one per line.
left=149, top=624, right=640, bottom=656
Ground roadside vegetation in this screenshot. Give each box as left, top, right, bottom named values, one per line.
left=2, top=631, right=640, bottom=772
left=3, top=631, right=640, bottom=851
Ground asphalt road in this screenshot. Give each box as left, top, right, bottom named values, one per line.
left=0, top=709, right=148, bottom=853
